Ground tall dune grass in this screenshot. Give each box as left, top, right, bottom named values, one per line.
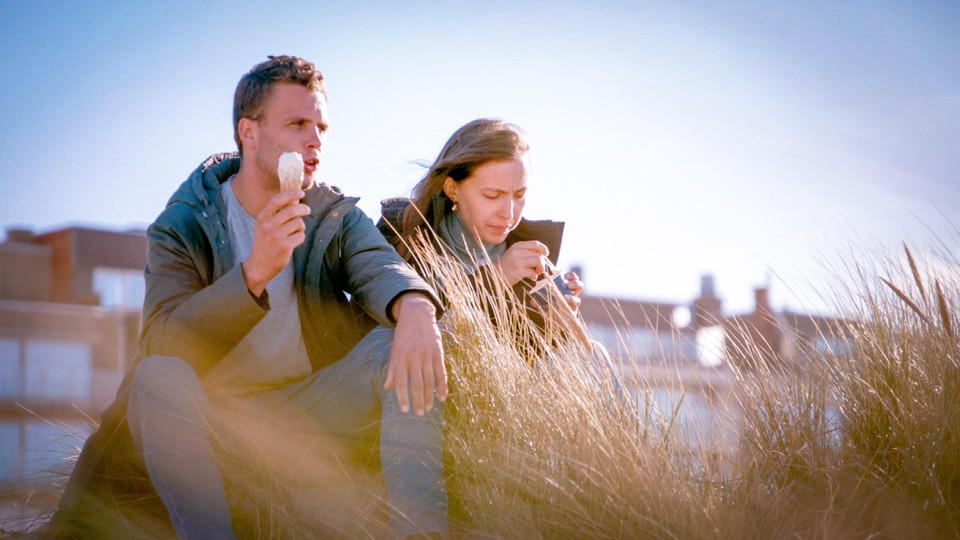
left=2, top=237, right=957, bottom=538
left=409, top=233, right=959, bottom=539
left=0, top=409, right=87, bottom=535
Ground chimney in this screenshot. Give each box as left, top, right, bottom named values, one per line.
left=755, top=287, right=770, bottom=315
left=701, top=274, right=715, bottom=297
left=692, top=273, right=723, bottom=328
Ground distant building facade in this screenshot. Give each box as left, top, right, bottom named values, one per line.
left=0, top=227, right=144, bottom=512
left=577, top=273, right=856, bottom=462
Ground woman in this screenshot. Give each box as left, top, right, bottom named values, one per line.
left=378, top=118, right=585, bottom=331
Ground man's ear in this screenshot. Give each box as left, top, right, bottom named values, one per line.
left=238, top=117, right=258, bottom=153
left=442, top=177, right=458, bottom=202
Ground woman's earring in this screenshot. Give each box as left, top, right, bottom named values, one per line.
left=452, top=201, right=458, bottom=212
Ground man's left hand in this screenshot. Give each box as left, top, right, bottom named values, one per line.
left=384, top=293, right=447, bottom=415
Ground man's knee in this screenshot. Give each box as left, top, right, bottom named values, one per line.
left=131, top=355, right=204, bottom=404
left=354, top=325, right=395, bottom=371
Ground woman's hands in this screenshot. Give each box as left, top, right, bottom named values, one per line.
left=560, top=271, right=584, bottom=312
left=495, top=241, right=585, bottom=313
left=495, top=240, right=549, bottom=286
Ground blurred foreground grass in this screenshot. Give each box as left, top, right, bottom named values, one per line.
left=3, top=236, right=958, bottom=538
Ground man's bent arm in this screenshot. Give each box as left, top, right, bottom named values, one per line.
left=338, top=207, right=442, bottom=324
left=140, top=212, right=268, bottom=375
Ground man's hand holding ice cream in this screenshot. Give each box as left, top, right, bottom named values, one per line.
left=241, top=151, right=310, bottom=297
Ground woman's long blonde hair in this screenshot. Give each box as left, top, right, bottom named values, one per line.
left=400, top=119, right=530, bottom=248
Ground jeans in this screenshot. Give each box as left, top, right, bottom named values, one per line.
left=127, top=326, right=447, bottom=539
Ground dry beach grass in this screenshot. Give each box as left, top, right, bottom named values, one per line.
left=2, top=235, right=958, bottom=538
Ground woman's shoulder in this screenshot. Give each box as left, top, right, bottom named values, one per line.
left=379, top=197, right=412, bottom=224
left=377, top=197, right=413, bottom=243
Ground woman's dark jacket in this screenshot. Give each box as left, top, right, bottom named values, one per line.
left=377, top=196, right=566, bottom=339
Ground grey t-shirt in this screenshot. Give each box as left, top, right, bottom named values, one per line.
left=204, top=178, right=312, bottom=395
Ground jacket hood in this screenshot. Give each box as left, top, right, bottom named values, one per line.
left=167, top=152, right=241, bottom=209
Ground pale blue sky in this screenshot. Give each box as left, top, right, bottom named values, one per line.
left=1, top=1, right=958, bottom=314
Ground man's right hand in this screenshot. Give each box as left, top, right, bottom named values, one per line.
left=241, top=190, right=310, bottom=296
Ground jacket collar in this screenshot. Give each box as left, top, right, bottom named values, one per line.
left=508, top=219, right=565, bottom=265
left=175, top=152, right=355, bottom=218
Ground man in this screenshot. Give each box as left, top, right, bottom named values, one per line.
left=52, top=55, right=448, bottom=539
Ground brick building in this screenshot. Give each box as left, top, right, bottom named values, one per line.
left=0, top=227, right=144, bottom=522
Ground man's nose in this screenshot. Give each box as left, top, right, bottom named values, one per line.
left=305, top=127, right=323, bottom=149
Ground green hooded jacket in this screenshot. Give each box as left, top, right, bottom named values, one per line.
left=50, top=152, right=441, bottom=537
